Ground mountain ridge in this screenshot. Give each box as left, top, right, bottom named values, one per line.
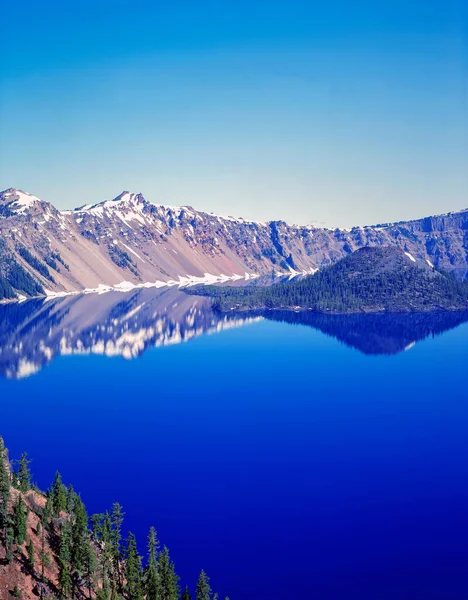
left=191, top=246, right=468, bottom=314
left=1, top=187, right=467, bottom=300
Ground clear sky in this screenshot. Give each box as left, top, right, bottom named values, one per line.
left=1, top=0, right=466, bottom=227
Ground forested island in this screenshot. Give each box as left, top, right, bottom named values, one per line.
left=0, top=438, right=228, bottom=600
left=190, top=247, right=468, bottom=314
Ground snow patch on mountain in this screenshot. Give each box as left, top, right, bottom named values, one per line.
left=2, top=189, right=41, bottom=213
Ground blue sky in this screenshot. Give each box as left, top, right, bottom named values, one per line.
left=1, top=0, right=466, bottom=227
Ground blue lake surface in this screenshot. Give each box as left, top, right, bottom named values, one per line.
left=0, top=289, right=467, bottom=599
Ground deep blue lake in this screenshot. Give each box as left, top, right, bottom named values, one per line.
left=0, top=289, right=467, bottom=599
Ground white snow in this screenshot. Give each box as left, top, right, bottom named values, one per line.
left=121, top=242, right=146, bottom=263
left=10, top=268, right=269, bottom=303
left=16, top=359, right=41, bottom=379
left=404, top=252, right=416, bottom=263
left=44, top=289, right=79, bottom=300
left=64, top=191, right=268, bottom=228
left=3, top=190, right=41, bottom=213
left=113, top=281, right=137, bottom=292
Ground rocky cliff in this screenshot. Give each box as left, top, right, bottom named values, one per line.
left=1, top=188, right=467, bottom=299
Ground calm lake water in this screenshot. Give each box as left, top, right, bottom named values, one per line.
left=1, top=289, right=467, bottom=599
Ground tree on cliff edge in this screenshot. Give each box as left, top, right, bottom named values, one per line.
left=0, top=436, right=11, bottom=540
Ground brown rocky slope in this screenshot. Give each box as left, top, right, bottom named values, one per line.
left=0, top=188, right=467, bottom=300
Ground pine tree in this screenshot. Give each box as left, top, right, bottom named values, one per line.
left=157, top=546, right=179, bottom=600
left=181, top=587, right=192, bottom=600
left=13, top=495, right=27, bottom=545
left=99, top=558, right=112, bottom=600
left=45, top=493, right=53, bottom=521
left=111, top=502, right=125, bottom=591
left=59, top=519, right=72, bottom=566
left=124, top=531, right=143, bottom=600
left=83, top=537, right=98, bottom=599
left=51, top=472, right=67, bottom=515
left=90, top=513, right=104, bottom=541
left=18, top=452, right=32, bottom=493
left=96, top=588, right=110, bottom=600
left=102, top=511, right=111, bottom=545
left=145, top=527, right=159, bottom=600
left=66, top=484, right=78, bottom=514
left=58, top=559, right=72, bottom=599
left=57, top=517, right=73, bottom=599
left=71, top=497, right=88, bottom=578
left=195, top=570, right=212, bottom=600
left=99, top=512, right=113, bottom=600
left=5, top=525, right=14, bottom=563
left=0, top=436, right=11, bottom=542
left=27, top=537, right=35, bottom=571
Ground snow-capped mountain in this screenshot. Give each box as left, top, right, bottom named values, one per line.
left=1, top=187, right=467, bottom=299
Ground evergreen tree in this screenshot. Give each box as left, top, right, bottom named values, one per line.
left=0, top=441, right=232, bottom=600
left=99, top=561, right=112, bottom=600
left=51, top=471, right=67, bottom=515
left=27, top=537, right=35, bottom=571
left=195, top=570, right=212, bottom=600
left=181, top=587, right=192, bottom=600
left=13, top=494, right=27, bottom=545
left=124, top=531, right=143, bottom=600
left=83, top=536, right=98, bottom=599
left=0, top=436, right=11, bottom=542
left=157, top=546, right=179, bottom=600
left=18, top=452, right=32, bottom=493
left=96, top=588, right=111, bottom=600
left=71, top=497, right=88, bottom=577
left=58, top=559, right=72, bottom=599
left=99, top=512, right=113, bottom=600
left=59, top=519, right=72, bottom=566
left=66, top=484, right=79, bottom=514
left=57, top=517, right=73, bottom=599
left=90, top=513, right=104, bottom=541
left=44, top=493, right=53, bottom=522
left=5, top=525, right=14, bottom=563
left=102, top=511, right=112, bottom=545
left=145, top=526, right=159, bottom=600
left=111, top=502, right=125, bottom=591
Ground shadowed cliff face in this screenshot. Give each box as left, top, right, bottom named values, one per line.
left=0, top=288, right=262, bottom=379
left=261, top=310, right=468, bottom=355
left=1, top=188, right=467, bottom=299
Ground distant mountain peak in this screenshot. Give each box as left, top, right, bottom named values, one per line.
left=69, top=191, right=147, bottom=215
left=0, top=187, right=42, bottom=214
left=111, top=191, right=146, bottom=204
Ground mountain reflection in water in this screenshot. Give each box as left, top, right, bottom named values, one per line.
left=1, top=288, right=468, bottom=379
left=0, top=288, right=261, bottom=379
left=262, top=309, right=468, bottom=355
